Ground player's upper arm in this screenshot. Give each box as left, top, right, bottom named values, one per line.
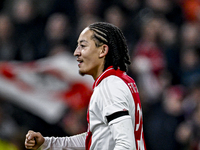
left=109, top=115, right=136, bottom=149
left=100, top=76, right=132, bottom=120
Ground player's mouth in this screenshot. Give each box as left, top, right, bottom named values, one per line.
left=77, top=59, right=83, bottom=67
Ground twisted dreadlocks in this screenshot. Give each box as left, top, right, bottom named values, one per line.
left=88, top=22, right=131, bottom=72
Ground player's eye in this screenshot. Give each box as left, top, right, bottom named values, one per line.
left=80, top=44, right=86, bottom=48
left=76, top=44, right=84, bottom=48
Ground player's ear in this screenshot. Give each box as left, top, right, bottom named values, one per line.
left=99, top=44, right=108, bottom=58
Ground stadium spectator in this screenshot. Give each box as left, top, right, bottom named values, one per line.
left=0, top=13, right=17, bottom=60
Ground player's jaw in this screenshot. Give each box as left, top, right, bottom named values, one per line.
left=77, top=57, right=98, bottom=77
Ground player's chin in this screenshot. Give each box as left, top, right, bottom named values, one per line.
left=79, top=70, right=86, bottom=76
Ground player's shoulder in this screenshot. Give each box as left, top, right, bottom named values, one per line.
left=100, top=75, right=127, bottom=89
left=103, top=75, right=123, bottom=83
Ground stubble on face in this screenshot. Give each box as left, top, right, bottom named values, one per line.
left=79, top=70, right=85, bottom=76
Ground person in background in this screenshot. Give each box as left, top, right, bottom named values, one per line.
left=0, top=13, right=17, bottom=60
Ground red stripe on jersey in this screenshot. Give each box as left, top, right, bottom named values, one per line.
left=85, top=66, right=146, bottom=150
left=85, top=101, right=92, bottom=150
left=85, top=128, right=92, bottom=150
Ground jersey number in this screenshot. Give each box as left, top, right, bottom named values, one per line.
left=135, top=104, right=145, bottom=150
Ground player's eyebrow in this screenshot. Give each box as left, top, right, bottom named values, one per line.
left=78, top=40, right=88, bottom=44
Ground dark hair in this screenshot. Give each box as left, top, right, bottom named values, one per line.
left=88, top=22, right=131, bottom=72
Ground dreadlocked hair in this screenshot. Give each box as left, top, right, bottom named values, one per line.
left=88, top=22, right=131, bottom=72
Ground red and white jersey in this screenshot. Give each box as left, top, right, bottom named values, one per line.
left=41, top=66, right=146, bottom=150
left=85, top=66, right=146, bottom=150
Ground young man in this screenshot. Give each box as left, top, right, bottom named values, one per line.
left=25, top=22, right=146, bottom=150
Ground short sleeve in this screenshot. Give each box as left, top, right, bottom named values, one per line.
left=98, top=76, right=130, bottom=122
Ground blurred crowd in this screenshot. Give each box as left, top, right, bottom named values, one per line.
left=0, top=0, right=200, bottom=149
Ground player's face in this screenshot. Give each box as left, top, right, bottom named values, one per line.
left=74, top=27, right=106, bottom=79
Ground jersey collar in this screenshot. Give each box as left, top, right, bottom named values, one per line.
left=93, top=66, right=123, bottom=89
